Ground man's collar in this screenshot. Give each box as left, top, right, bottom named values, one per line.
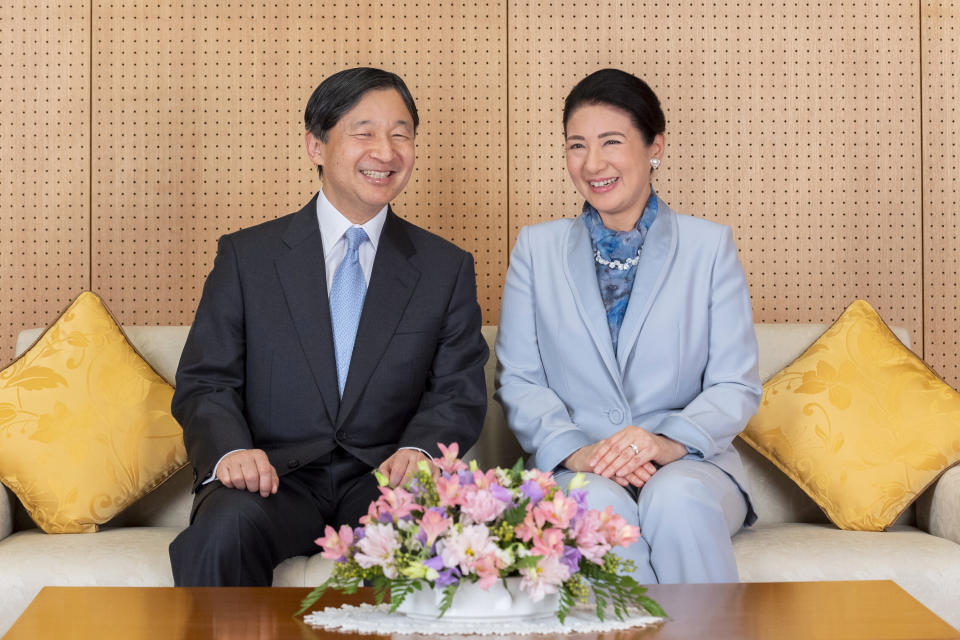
left=315, top=189, right=388, bottom=254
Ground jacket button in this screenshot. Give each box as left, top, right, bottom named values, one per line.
left=608, top=409, right=623, bottom=424
left=287, top=459, right=300, bottom=470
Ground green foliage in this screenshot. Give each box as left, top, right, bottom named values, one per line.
left=413, top=467, right=439, bottom=505
left=557, top=579, right=577, bottom=623
left=502, top=500, right=530, bottom=526
left=508, top=457, right=525, bottom=484
left=513, top=554, right=541, bottom=570
left=637, top=594, right=668, bottom=618
left=437, top=583, right=459, bottom=618
left=381, top=576, right=422, bottom=612
left=579, top=560, right=667, bottom=622
left=294, top=584, right=328, bottom=617
left=372, top=576, right=389, bottom=606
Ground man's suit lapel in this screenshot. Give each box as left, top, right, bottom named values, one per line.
left=563, top=218, right=623, bottom=390
left=337, top=209, right=420, bottom=427
left=616, top=197, right=678, bottom=369
left=274, top=196, right=341, bottom=424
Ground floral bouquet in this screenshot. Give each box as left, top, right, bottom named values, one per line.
left=296, top=443, right=665, bottom=623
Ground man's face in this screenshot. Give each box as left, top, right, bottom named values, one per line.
left=307, top=88, right=416, bottom=223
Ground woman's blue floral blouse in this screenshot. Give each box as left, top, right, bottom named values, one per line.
left=581, top=191, right=658, bottom=354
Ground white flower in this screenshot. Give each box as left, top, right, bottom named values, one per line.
left=354, top=523, right=402, bottom=578
left=438, top=524, right=499, bottom=575
left=519, top=554, right=572, bottom=602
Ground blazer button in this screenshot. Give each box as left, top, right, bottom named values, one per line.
left=287, top=459, right=300, bottom=470
left=608, top=409, right=623, bottom=424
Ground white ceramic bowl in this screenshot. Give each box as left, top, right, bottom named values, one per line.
left=396, top=576, right=560, bottom=623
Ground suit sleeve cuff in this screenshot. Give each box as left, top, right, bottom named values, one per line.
left=532, top=429, right=594, bottom=473
left=651, top=415, right=711, bottom=459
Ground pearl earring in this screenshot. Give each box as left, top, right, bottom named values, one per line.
left=650, top=158, right=661, bottom=170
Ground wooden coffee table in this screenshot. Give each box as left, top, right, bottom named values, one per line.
left=4, top=581, right=957, bottom=639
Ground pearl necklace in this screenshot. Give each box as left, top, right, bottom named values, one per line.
left=594, top=246, right=642, bottom=271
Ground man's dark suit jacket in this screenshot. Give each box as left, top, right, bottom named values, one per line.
left=172, top=194, right=489, bottom=495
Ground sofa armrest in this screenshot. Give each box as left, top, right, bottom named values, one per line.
left=916, top=465, right=960, bottom=545
left=0, top=484, right=13, bottom=542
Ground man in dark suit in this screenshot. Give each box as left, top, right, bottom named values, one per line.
left=168, top=67, right=489, bottom=586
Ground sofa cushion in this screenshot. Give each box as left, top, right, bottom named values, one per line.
left=0, top=526, right=310, bottom=636
left=0, top=292, right=187, bottom=533
left=741, top=300, right=960, bottom=531
left=734, top=522, right=960, bottom=630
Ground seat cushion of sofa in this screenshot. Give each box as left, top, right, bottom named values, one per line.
left=0, top=527, right=312, bottom=636
left=734, top=522, right=960, bottom=630
left=0, top=527, right=181, bottom=635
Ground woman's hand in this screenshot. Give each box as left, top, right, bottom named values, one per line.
left=589, top=426, right=687, bottom=483
left=563, top=440, right=659, bottom=488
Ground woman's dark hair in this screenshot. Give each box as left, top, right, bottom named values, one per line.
left=563, top=69, right=665, bottom=144
left=304, top=67, right=419, bottom=178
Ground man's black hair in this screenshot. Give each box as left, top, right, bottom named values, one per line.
left=304, top=67, right=419, bottom=179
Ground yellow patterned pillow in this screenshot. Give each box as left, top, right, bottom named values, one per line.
left=0, top=292, right=186, bottom=533
left=741, top=300, right=960, bottom=531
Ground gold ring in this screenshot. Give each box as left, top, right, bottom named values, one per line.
left=628, top=443, right=640, bottom=456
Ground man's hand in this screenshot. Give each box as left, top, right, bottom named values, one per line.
left=564, top=440, right=657, bottom=488
left=379, top=449, right=429, bottom=487
left=217, top=449, right=279, bottom=498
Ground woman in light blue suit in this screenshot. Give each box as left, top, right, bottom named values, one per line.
left=495, top=69, right=762, bottom=584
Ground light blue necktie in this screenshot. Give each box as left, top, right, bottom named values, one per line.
left=329, top=227, right=368, bottom=396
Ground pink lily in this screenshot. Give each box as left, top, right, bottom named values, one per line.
left=420, top=509, right=452, bottom=546
left=531, top=527, right=565, bottom=558
left=436, top=442, right=468, bottom=474
left=532, top=490, right=578, bottom=530
left=435, top=474, right=465, bottom=508
left=315, top=524, right=355, bottom=563
left=375, top=486, right=421, bottom=521
left=472, top=552, right=504, bottom=589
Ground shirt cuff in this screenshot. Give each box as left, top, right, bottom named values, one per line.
left=203, top=449, right=244, bottom=485
left=399, top=446, right=433, bottom=460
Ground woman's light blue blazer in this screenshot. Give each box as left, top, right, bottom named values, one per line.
left=495, top=196, right=763, bottom=523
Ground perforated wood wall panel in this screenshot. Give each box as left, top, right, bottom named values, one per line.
left=510, top=1, right=923, bottom=348
left=0, top=1, right=89, bottom=365
left=92, top=1, right=506, bottom=324
left=5, top=1, right=959, bottom=386
left=923, top=2, right=960, bottom=386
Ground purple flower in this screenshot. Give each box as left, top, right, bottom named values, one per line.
left=353, top=527, right=366, bottom=540
left=490, top=483, right=513, bottom=504
left=434, top=567, right=461, bottom=587
left=424, top=555, right=445, bottom=571
left=416, top=529, right=428, bottom=547
left=379, top=511, right=394, bottom=524
left=408, top=478, right=425, bottom=497
left=561, top=545, right=582, bottom=575
left=520, top=480, right=545, bottom=504
left=569, top=489, right=590, bottom=516
left=457, top=469, right=476, bottom=485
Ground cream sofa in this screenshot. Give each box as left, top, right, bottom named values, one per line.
left=1, top=325, right=958, bottom=635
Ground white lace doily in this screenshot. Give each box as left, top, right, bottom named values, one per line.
left=304, top=602, right=665, bottom=636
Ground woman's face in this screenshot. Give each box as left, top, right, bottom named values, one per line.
left=565, top=103, right=664, bottom=231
